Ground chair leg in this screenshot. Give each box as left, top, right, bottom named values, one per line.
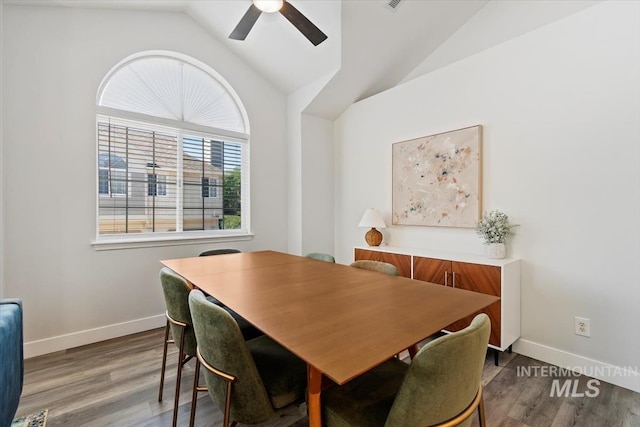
left=477, top=391, right=486, bottom=427
left=189, top=359, right=201, bottom=427
left=408, top=344, right=419, bottom=360
left=158, top=320, right=170, bottom=402
left=172, top=326, right=187, bottom=427
left=223, top=380, right=233, bottom=427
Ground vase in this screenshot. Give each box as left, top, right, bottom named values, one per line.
left=485, top=243, right=506, bottom=259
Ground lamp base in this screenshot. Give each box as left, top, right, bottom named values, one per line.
left=364, top=228, right=383, bottom=246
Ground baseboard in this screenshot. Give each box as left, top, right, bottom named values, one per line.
left=24, top=314, right=165, bottom=359
left=514, top=339, right=640, bottom=393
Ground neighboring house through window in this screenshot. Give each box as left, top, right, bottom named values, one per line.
left=98, top=153, right=127, bottom=196
left=147, top=174, right=167, bottom=197
left=202, top=177, right=218, bottom=198
left=95, top=52, right=249, bottom=240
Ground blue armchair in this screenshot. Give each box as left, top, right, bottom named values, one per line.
left=0, top=299, right=23, bottom=427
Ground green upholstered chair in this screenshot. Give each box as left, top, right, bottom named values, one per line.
left=158, top=268, right=262, bottom=427
left=351, top=259, right=409, bottom=357
left=322, top=314, right=491, bottom=427
left=188, top=290, right=307, bottom=427
left=199, top=248, right=241, bottom=257
left=305, top=252, right=336, bottom=263
left=159, top=267, right=198, bottom=427
left=196, top=249, right=263, bottom=341
left=197, top=248, right=240, bottom=308
left=350, top=260, right=399, bottom=276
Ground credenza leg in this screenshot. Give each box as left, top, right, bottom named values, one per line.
left=493, top=345, right=514, bottom=365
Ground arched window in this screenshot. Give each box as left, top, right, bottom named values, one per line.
left=95, top=52, right=250, bottom=244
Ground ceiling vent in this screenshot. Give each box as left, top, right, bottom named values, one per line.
left=386, top=0, right=402, bottom=11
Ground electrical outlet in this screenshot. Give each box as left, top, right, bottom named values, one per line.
left=575, top=317, right=591, bottom=337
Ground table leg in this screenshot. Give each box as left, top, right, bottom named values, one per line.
left=307, top=364, right=323, bottom=427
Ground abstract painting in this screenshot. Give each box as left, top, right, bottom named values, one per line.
left=392, top=125, right=482, bottom=228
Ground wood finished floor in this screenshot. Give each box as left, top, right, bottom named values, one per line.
left=15, top=328, right=640, bottom=427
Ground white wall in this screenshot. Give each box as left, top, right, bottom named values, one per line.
left=335, top=1, right=640, bottom=391
left=1, top=5, right=288, bottom=357
left=287, top=71, right=338, bottom=255
left=401, top=0, right=600, bottom=84
left=287, top=80, right=323, bottom=255
left=301, top=114, right=334, bottom=256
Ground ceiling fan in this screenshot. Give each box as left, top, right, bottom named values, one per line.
left=230, top=0, right=328, bottom=46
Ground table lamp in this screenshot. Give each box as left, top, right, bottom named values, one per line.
left=358, top=208, right=386, bottom=246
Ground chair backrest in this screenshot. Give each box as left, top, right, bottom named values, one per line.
left=305, top=252, right=336, bottom=263
left=199, top=248, right=241, bottom=257
left=0, top=299, right=23, bottom=427
left=189, top=290, right=275, bottom=424
left=384, top=314, right=490, bottom=427
left=159, top=267, right=197, bottom=356
left=350, top=260, right=399, bottom=276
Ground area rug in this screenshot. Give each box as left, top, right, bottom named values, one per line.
left=11, top=410, right=48, bottom=427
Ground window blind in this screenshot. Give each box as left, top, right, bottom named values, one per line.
left=97, top=121, right=243, bottom=235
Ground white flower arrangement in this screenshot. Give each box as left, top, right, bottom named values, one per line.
left=476, top=210, right=517, bottom=244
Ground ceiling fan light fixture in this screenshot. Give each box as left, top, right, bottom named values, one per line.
left=231, top=0, right=327, bottom=46
left=253, top=0, right=284, bottom=13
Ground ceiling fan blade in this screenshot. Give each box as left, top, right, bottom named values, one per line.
left=279, top=1, right=328, bottom=46
left=229, top=4, right=262, bottom=40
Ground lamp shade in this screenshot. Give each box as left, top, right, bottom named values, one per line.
left=253, top=0, right=283, bottom=13
left=358, top=208, right=386, bottom=229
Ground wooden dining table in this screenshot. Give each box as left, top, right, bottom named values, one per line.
left=161, top=250, right=499, bottom=427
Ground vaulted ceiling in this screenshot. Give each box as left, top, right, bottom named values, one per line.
left=185, top=0, right=489, bottom=119
left=11, top=0, right=599, bottom=119
left=15, top=0, right=487, bottom=118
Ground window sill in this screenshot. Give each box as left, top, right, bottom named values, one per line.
left=92, top=231, right=254, bottom=251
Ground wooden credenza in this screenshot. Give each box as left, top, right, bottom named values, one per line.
left=354, top=246, right=520, bottom=358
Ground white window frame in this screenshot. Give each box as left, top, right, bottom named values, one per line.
left=93, top=114, right=251, bottom=250
left=93, top=52, right=252, bottom=250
